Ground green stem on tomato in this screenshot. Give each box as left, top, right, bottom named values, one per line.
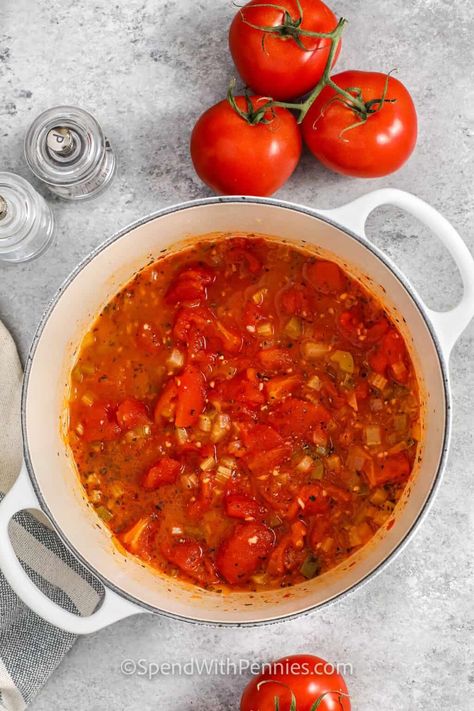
left=270, top=17, right=366, bottom=123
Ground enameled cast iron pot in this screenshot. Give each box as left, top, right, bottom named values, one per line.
left=1, top=189, right=473, bottom=635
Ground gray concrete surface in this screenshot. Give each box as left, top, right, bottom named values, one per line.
left=1, top=0, right=473, bottom=708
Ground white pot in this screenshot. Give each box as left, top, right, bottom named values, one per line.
left=1, top=189, right=473, bottom=634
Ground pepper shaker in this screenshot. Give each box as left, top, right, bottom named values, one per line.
left=0, top=172, right=54, bottom=264
left=24, top=106, right=116, bottom=200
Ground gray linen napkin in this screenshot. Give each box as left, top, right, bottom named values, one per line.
left=0, top=320, right=102, bottom=710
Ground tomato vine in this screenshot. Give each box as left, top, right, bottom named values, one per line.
left=227, top=10, right=396, bottom=126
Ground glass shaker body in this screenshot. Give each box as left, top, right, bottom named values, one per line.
left=24, top=106, right=116, bottom=200
left=0, top=172, right=54, bottom=264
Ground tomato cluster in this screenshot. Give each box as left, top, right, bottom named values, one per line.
left=190, top=0, right=417, bottom=194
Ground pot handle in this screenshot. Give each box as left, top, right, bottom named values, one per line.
left=318, top=188, right=474, bottom=358
left=0, top=462, right=143, bottom=634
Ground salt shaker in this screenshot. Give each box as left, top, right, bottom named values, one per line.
left=24, top=106, right=116, bottom=200
left=0, top=172, right=54, bottom=264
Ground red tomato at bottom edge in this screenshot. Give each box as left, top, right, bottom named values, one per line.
left=302, top=70, right=417, bottom=178
left=240, top=654, right=351, bottom=711
left=190, top=96, right=302, bottom=197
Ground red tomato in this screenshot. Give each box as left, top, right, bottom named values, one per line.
left=273, top=398, right=331, bottom=441
left=166, top=265, right=215, bottom=305
left=302, top=71, right=417, bottom=177
left=369, top=329, right=408, bottom=382
left=116, top=398, right=151, bottom=431
left=278, top=285, right=313, bottom=317
left=137, top=322, right=161, bottom=354
left=81, top=402, right=121, bottom=442
left=369, top=452, right=411, bottom=487
left=227, top=244, right=262, bottom=275
left=161, top=538, right=218, bottom=586
left=229, top=0, right=340, bottom=101
left=257, top=347, right=293, bottom=373
left=223, top=373, right=266, bottom=408
left=154, top=380, right=179, bottom=422
left=225, top=493, right=265, bottom=521
left=298, top=483, right=330, bottom=514
left=143, top=457, right=182, bottom=490
left=216, top=522, right=274, bottom=584
left=305, top=260, right=345, bottom=294
left=175, top=365, right=206, bottom=427
left=240, top=654, right=351, bottom=711
left=190, top=96, right=302, bottom=197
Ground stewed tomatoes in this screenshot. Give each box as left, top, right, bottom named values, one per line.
left=68, top=235, right=420, bottom=591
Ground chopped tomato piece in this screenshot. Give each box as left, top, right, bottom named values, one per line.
left=272, top=398, right=331, bottom=441
left=165, top=264, right=215, bottom=305
left=309, top=516, right=331, bottom=550
left=267, top=521, right=306, bottom=576
left=298, top=484, right=330, bottom=515
left=222, top=373, right=265, bottom=407
left=175, top=365, right=205, bottom=427
left=143, top=457, right=182, bottom=490
left=367, top=452, right=411, bottom=487
left=305, top=260, right=345, bottom=294
left=227, top=243, right=262, bottom=274
left=216, top=522, right=274, bottom=584
left=265, top=375, right=300, bottom=401
left=257, top=347, right=293, bottom=373
left=81, top=401, right=121, bottom=442
left=154, top=380, right=179, bottom=422
left=161, top=538, right=219, bottom=586
left=116, top=398, right=151, bottom=430
left=278, top=286, right=312, bottom=317
left=366, top=317, right=390, bottom=344
left=137, top=322, right=162, bottom=354
left=225, top=493, right=265, bottom=521
left=242, top=423, right=284, bottom=452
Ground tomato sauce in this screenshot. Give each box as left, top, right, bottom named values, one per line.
left=67, top=235, right=421, bottom=591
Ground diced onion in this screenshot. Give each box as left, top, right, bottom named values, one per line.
left=252, top=288, right=268, bottom=305
left=210, top=413, right=231, bottom=443
left=394, top=414, right=408, bottom=432
left=220, top=456, right=236, bottom=469
left=181, top=473, right=198, bottom=490
left=124, top=424, right=151, bottom=442
left=90, top=489, right=102, bottom=504
left=311, top=460, right=324, bottom=480
left=391, top=360, right=407, bottom=379
left=256, top=322, right=274, bottom=337
left=284, top=316, right=302, bottom=339
left=370, top=398, right=383, bottom=412
left=198, top=414, right=213, bottom=432
left=75, top=423, right=85, bottom=436
left=200, top=456, right=215, bottom=471
left=167, top=348, right=184, bottom=369
left=296, top=455, right=313, bottom=472
left=302, top=342, right=331, bottom=360
left=369, top=372, right=388, bottom=391
left=330, top=350, right=354, bottom=374
left=109, top=482, right=124, bottom=499
left=175, top=427, right=188, bottom=444
left=346, top=446, right=369, bottom=472
left=216, top=465, right=232, bottom=483
left=364, top=425, right=382, bottom=446
left=81, top=392, right=95, bottom=407
left=325, top=454, right=340, bottom=472
left=347, top=391, right=358, bottom=411
left=307, top=375, right=321, bottom=391
left=370, top=488, right=388, bottom=505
